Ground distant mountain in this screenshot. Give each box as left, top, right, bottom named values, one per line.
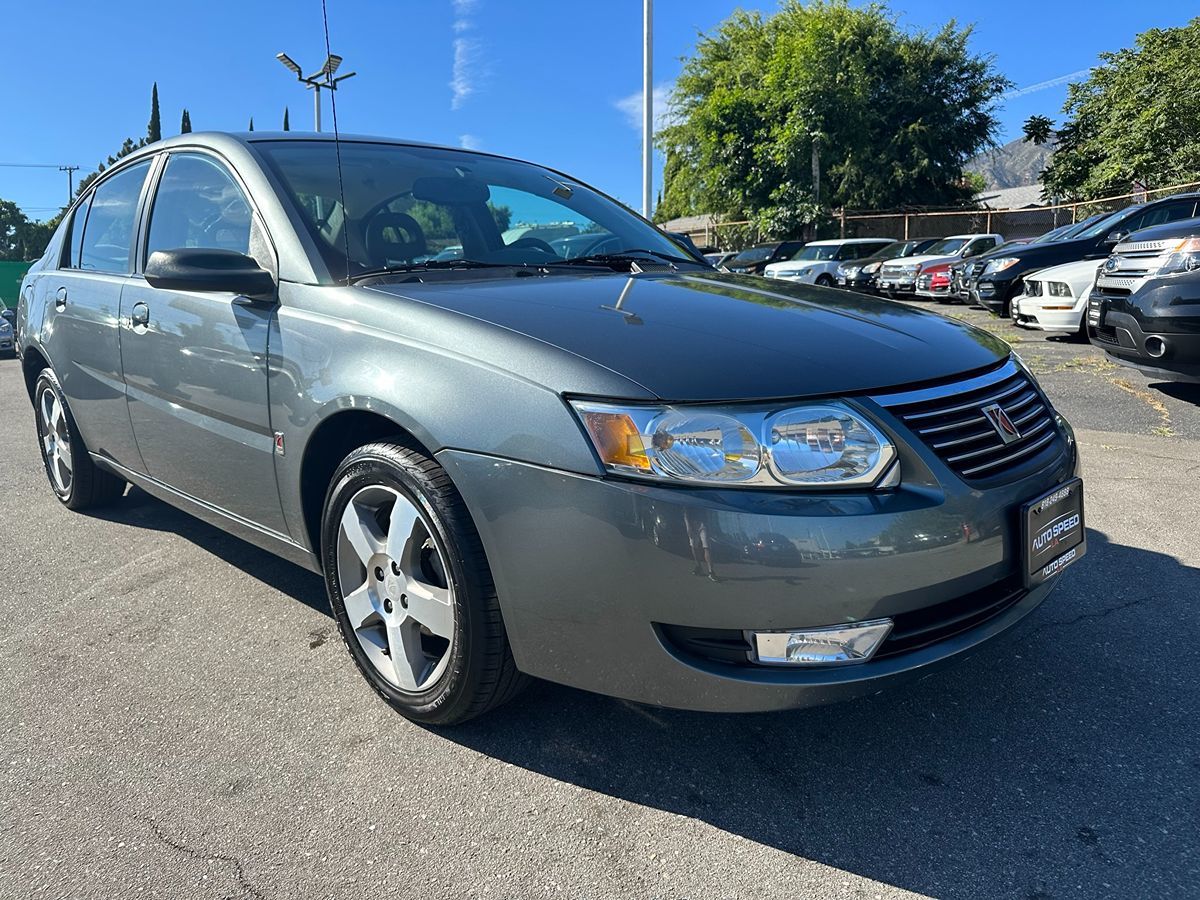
left=967, top=138, right=1055, bottom=191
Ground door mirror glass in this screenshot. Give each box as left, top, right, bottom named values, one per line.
left=144, top=248, right=275, bottom=297
left=1105, top=229, right=1128, bottom=245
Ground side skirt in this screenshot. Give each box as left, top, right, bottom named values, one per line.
left=93, top=454, right=321, bottom=574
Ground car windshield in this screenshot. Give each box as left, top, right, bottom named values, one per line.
left=254, top=140, right=691, bottom=282
left=922, top=238, right=968, bottom=255
left=729, top=245, right=776, bottom=265
left=874, top=240, right=922, bottom=260
left=788, top=245, right=839, bottom=261
left=1073, top=206, right=1144, bottom=240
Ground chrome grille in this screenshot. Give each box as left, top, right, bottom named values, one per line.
left=875, top=361, right=1063, bottom=481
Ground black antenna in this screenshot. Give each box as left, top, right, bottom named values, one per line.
left=320, top=0, right=352, bottom=284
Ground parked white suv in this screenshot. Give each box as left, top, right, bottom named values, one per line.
left=1013, top=259, right=1102, bottom=335
left=878, top=234, right=1004, bottom=298
left=764, top=238, right=895, bottom=286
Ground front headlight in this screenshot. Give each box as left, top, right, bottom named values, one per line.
left=1047, top=281, right=1073, bottom=297
left=982, top=257, right=1021, bottom=276
left=862, top=261, right=881, bottom=274
left=1156, top=238, right=1200, bottom=276
left=571, top=400, right=897, bottom=488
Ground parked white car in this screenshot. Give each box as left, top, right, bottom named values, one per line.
left=878, top=234, right=1005, bottom=298
left=1012, top=258, right=1103, bottom=334
left=763, top=238, right=895, bottom=286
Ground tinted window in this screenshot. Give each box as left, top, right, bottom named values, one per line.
left=1124, top=201, right=1197, bottom=234
left=729, top=245, right=776, bottom=265
left=78, top=161, right=151, bottom=274
left=147, top=153, right=253, bottom=258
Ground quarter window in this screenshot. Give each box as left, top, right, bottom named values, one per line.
left=146, top=153, right=253, bottom=259
left=77, top=161, right=152, bottom=274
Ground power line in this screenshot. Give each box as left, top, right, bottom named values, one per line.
left=0, top=162, right=77, bottom=168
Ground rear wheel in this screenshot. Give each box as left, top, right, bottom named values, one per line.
left=815, top=274, right=835, bottom=287
left=321, top=440, right=527, bottom=725
left=34, top=368, right=126, bottom=510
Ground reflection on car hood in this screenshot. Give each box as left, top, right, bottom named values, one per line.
left=364, top=272, right=1009, bottom=401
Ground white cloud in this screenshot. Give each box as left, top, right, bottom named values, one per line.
left=459, top=133, right=482, bottom=151
left=450, top=0, right=481, bottom=110
left=614, top=83, right=676, bottom=133
left=1001, top=70, right=1090, bottom=101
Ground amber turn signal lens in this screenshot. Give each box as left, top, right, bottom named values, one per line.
left=580, top=411, right=651, bottom=472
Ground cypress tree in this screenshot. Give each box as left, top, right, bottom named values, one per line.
left=180, top=109, right=192, bottom=134
left=248, top=116, right=254, bottom=132
left=283, top=107, right=290, bottom=131
left=148, top=82, right=161, bottom=142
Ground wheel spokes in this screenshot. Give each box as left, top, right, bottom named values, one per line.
left=385, top=499, right=422, bottom=568
left=342, top=583, right=378, bottom=630
left=405, top=580, right=454, bottom=639
left=385, top=620, right=427, bottom=691
left=340, top=500, right=386, bottom=567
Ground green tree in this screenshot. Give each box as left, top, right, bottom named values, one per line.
left=148, top=82, right=161, bottom=143
left=1043, top=18, right=1200, bottom=199
left=0, top=199, right=54, bottom=260
left=656, top=1, right=1008, bottom=233
left=181, top=108, right=192, bottom=134
left=1022, top=114, right=1055, bottom=146
left=283, top=107, right=290, bottom=131
left=76, top=136, right=147, bottom=198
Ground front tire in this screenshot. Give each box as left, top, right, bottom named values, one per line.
left=815, top=274, right=835, bottom=287
left=34, top=368, right=126, bottom=510
left=321, top=440, right=527, bottom=725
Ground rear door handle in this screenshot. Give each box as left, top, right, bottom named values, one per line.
left=54, top=287, right=67, bottom=311
left=130, top=302, right=150, bottom=328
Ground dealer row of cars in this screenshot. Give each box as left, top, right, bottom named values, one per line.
left=705, top=193, right=1200, bottom=386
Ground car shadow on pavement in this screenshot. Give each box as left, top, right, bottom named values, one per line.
left=1151, top=381, right=1200, bottom=406
left=87, top=486, right=331, bottom=618
left=438, top=528, right=1200, bottom=899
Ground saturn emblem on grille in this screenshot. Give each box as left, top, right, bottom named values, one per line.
left=981, top=403, right=1021, bottom=444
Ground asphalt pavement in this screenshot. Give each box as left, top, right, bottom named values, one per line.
left=1, top=302, right=1198, bottom=899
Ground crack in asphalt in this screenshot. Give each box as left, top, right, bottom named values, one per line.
left=140, top=816, right=266, bottom=900
left=1021, top=594, right=1154, bottom=637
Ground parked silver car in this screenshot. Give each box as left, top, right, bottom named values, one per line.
left=18, top=133, right=1085, bottom=724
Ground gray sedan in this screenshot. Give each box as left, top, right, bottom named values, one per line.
left=17, top=133, right=1085, bottom=724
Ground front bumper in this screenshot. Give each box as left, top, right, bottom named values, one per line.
left=439, top=432, right=1079, bottom=712
left=1089, top=298, right=1200, bottom=382
left=837, top=275, right=877, bottom=292
left=1014, top=296, right=1086, bottom=332
left=975, top=275, right=1019, bottom=313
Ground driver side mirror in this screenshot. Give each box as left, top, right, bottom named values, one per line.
left=1105, top=230, right=1129, bottom=246
left=145, top=248, right=276, bottom=298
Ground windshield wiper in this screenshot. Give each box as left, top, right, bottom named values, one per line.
left=545, top=249, right=698, bottom=270
left=348, top=259, right=520, bottom=283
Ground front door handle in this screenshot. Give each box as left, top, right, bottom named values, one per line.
left=130, top=302, right=150, bottom=328
left=54, top=287, right=67, bottom=311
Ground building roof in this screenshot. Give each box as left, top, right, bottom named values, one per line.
left=975, top=183, right=1046, bottom=210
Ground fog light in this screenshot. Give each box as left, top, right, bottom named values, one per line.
left=752, top=619, right=893, bottom=666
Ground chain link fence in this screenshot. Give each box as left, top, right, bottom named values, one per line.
left=674, top=181, right=1200, bottom=251
left=839, top=181, right=1200, bottom=242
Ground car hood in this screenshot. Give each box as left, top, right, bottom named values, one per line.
left=887, top=254, right=957, bottom=269
left=763, top=260, right=830, bottom=274
left=977, top=238, right=1095, bottom=273
left=1024, top=258, right=1104, bottom=284
left=364, top=272, right=1009, bottom=402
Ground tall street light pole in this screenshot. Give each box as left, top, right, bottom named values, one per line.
left=642, top=0, right=653, bottom=219
left=276, top=52, right=357, bottom=132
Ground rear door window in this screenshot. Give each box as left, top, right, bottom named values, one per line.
left=77, top=161, right=152, bottom=274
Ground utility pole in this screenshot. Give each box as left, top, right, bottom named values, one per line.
left=642, top=0, right=653, bottom=219
left=276, top=52, right=356, bottom=132
left=58, top=165, right=79, bottom=203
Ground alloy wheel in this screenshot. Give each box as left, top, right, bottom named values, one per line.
left=335, top=484, right=455, bottom=693
left=38, top=386, right=73, bottom=495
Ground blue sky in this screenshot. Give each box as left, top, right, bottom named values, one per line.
left=2, top=0, right=1192, bottom=221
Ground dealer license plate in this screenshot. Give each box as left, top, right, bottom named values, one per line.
left=1022, top=478, right=1085, bottom=586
